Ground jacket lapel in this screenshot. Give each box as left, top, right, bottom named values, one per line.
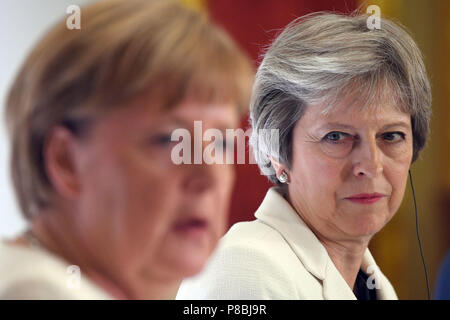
left=323, top=261, right=357, bottom=299
left=254, top=187, right=328, bottom=281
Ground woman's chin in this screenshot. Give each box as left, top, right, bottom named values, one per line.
left=158, top=247, right=213, bottom=279
left=163, top=259, right=208, bottom=281
left=346, top=216, right=387, bottom=238
left=180, top=262, right=207, bottom=278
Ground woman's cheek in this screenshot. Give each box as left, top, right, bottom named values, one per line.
left=299, top=157, right=339, bottom=208
left=313, top=155, right=344, bottom=185
left=386, top=163, right=410, bottom=214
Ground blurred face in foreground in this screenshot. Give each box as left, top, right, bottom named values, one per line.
left=48, top=90, right=239, bottom=298
left=286, top=92, right=413, bottom=244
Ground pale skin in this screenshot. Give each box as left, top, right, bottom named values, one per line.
left=11, top=91, right=239, bottom=299
left=271, top=97, right=413, bottom=292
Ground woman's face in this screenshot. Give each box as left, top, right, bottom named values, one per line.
left=286, top=97, right=413, bottom=242
left=70, top=91, right=239, bottom=291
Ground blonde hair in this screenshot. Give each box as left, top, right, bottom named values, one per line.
left=5, top=0, right=253, bottom=218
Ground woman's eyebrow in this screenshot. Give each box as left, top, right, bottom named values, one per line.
left=319, top=122, right=356, bottom=131
left=157, top=117, right=191, bottom=128
left=161, top=117, right=231, bottom=133
left=380, top=121, right=410, bottom=130
left=318, top=121, right=410, bottom=131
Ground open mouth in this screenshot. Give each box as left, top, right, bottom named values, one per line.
left=173, top=218, right=209, bottom=237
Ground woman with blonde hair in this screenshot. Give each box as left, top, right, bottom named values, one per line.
left=0, top=0, right=252, bottom=299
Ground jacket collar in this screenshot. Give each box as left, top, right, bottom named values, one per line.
left=254, top=187, right=391, bottom=299
left=254, top=187, right=329, bottom=281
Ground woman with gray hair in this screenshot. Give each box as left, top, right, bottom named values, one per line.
left=177, top=12, right=431, bottom=300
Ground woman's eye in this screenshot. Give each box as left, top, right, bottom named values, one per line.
left=382, top=132, right=406, bottom=142
left=323, top=131, right=352, bottom=143
left=150, top=134, right=173, bottom=145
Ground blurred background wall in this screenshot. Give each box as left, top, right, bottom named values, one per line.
left=1, top=0, right=448, bottom=300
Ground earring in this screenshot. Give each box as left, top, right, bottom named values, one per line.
left=278, top=171, right=289, bottom=184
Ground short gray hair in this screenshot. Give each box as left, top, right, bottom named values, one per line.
left=249, top=12, right=431, bottom=185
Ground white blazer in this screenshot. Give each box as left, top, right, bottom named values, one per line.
left=0, top=241, right=111, bottom=299
left=177, top=187, right=398, bottom=300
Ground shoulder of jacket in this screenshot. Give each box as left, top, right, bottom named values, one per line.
left=0, top=243, right=110, bottom=299
left=221, top=219, right=289, bottom=251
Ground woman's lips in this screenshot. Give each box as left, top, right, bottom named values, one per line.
left=345, top=193, right=386, bottom=204
left=173, top=218, right=209, bottom=238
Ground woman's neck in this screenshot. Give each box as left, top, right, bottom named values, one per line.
left=285, top=190, right=370, bottom=291
left=18, top=209, right=182, bottom=300
left=319, top=236, right=369, bottom=290
left=143, top=278, right=182, bottom=300
left=25, top=210, right=129, bottom=299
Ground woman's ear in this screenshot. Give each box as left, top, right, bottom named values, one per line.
left=269, top=156, right=288, bottom=180
left=44, top=126, right=82, bottom=200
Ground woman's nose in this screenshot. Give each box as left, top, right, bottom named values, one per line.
left=183, top=162, right=219, bottom=194
left=182, top=138, right=224, bottom=194
left=351, top=137, right=383, bottom=179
